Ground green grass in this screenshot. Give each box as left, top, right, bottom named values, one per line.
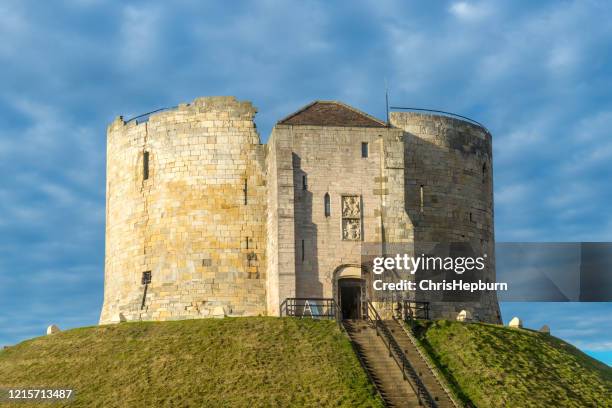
left=0, top=317, right=383, bottom=408
left=411, top=320, right=612, bottom=408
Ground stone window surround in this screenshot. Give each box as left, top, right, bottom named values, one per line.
left=324, top=192, right=331, bottom=217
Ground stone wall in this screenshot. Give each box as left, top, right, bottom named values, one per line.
left=267, top=124, right=411, bottom=312
left=100, top=96, right=267, bottom=324
left=390, top=112, right=501, bottom=323
left=265, top=126, right=296, bottom=315
left=100, top=97, right=501, bottom=324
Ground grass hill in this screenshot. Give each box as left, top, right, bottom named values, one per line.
left=412, top=320, right=612, bottom=408
left=0, top=318, right=382, bottom=408
left=1, top=317, right=610, bottom=408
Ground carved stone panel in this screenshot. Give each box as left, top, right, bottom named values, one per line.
left=342, top=195, right=361, bottom=241
left=342, top=219, right=361, bottom=240
left=342, top=195, right=361, bottom=218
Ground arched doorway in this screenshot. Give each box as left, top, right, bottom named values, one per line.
left=333, top=264, right=367, bottom=320
left=338, top=278, right=363, bottom=319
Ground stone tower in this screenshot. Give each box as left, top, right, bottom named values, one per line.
left=100, top=97, right=267, bottom=323
left=389, top=111, right=500, bottom=321
left=100, top=96, right=501, bottom=324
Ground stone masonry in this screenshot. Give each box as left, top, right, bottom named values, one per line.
left=100, top=97, right=501, bottom=324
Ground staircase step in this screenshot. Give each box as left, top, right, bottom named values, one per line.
left=343, top=320, right=420, bottom=407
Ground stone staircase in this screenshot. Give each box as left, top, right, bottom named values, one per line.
left=344, top=319, right=422, bottom=407
left=384, top=319, right=457, bottom=408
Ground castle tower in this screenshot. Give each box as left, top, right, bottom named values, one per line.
left=100, top=97, right=267, bottom=324
left=100, top=97, right=501, bottom=324
left=390, top=111, right=501, bottom=322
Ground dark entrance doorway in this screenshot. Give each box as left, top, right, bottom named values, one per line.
left=338, top=278, right=362, bottom=319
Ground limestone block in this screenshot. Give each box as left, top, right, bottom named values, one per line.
left=508, top=317, right=523, bottom=328
left=211, top=306, right=226, bottom=318
left=456, top=309, right=472, bottom=322
left=46, top=324, right=61, bottom=335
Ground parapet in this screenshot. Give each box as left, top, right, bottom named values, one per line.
left=108, top=96, right=257, bottom=132
left=389, top=110, right=491, bottom=141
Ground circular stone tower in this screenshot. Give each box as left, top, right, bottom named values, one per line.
left=390, top=111, right=501, bottom=323
left=100, top=97, right=267, bottom=324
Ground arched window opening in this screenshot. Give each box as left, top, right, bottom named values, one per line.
left=361, top=142, right=369, bottom=158
left=419, top=185, right=424, bottom=214
left=302, top=175, right=307, bottom=190
left=143, top=151, right=150, bottom=180
left=324, top=193, right=331, bottom=217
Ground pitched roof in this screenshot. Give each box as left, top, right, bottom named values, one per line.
left=277, top=101, right=387, bottom=127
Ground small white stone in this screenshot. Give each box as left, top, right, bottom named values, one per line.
left=46, top=324, right=60, bottom=335
left=508, top=317, right=523, bottom=328
left=456, top=310, right=472, bottom=322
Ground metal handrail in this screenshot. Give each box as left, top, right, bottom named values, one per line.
left=280, top=298, right=338, bottom=319
left=402, top=300, right=430, bottom=321
left=365, top=300, right=436, bottom=407
left=389, top=106, right=489, bottom=133
left=394, top=316, right=461, bottom=408
left=125, top=106, right=178, bottom=124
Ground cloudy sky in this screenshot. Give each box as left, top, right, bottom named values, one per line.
left=1, top=0, right=611, bottom=364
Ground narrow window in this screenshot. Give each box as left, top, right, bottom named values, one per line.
left=482, top=162, right=487, bottom=184
left=141, top=271, right=151, bottom=285
left=143, top=151, right=150, bottom=180
left=302, top=175, right=307, bottom=190
left=470, top=212, right=473, bottom=222
left=141, top=271, right=151, bottom=310
left=245, top=236, right=249, bottom=250
left=301, top=240, right=305, bottom=262
left=361, top=142, right=369, bottom=158
left=243, top=179, right=248, bottom=205
left=419, top=185, right=424, bottom=214
left=324, top=193, right=331, bottom=217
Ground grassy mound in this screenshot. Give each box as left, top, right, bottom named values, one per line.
left=0, top=317, right=382, bottom=408
left=412, top=320, right=612, bottom=408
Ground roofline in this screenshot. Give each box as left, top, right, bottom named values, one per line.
left=276, top=100, right=388, bottom=127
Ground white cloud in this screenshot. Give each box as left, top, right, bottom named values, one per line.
left=574, top=341, right=612, bottom=352
left=547, top=44, right=579, bottom=75
left=449, top=2, right=491, bottom=21
left=495, top=182, right=532, bottom=207
left=0, top=3, right=27, bottom=57
left=120, top=5, right=161, bottom=67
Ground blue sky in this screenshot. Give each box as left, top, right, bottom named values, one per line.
left=0, top=0, right=611, bottom=365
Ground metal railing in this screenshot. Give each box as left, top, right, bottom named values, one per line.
left=280, top=298, right=338, bottom=319
left=365, top=300, right=436, bottom=407
left=394, top=316, right=461, bottom=408
left=402, top=300, right=430, bottom=321
left=125, top=106, right=178, bottom=124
